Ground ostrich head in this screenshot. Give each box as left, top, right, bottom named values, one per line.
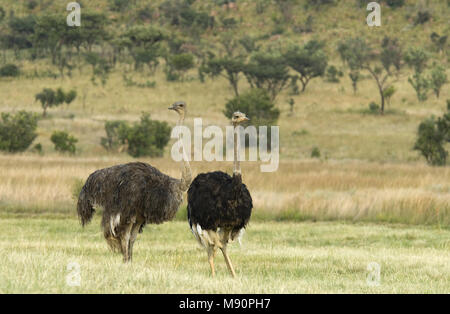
left=168, top=101, right=187, bottom=121
left=231, top=111, right=249, bottom=125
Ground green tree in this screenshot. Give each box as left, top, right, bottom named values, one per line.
left=0, top=111, right=38, bottom=153
left=122, top=113, right=171, bottom=158
left=51, top=131, right=78, bottom=154
left=285, top=40, right=328, bottom=92
left=35, top=88, right=77, bottom=116
left=120, top=26, right=166, bottom=71
left=166, top=53, right=195, bottom=81
left=201, top=56, right=245, bottom=96
left=101, top=120, right=129, bottom=151
left=224, top=89, right=280, bottom=147
left=338, top=36, right=402, bottom=114
left=414, top=118, right=447, bottom=166
left=429, top=64, right=448, bottom=99
left=404, top=47, right=431, bottom=102
left=244, top=51, right=291, bottom=101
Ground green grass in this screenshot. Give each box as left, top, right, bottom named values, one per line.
left=1, top=217, right=449, bottom=293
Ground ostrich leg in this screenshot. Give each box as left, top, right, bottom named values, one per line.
left=207, top=246, right=216, bottom=277
left=120, top=223, right=133, bottom=263
left=127, top=222, right=142, bottom=262
left=221, top=244, right=236, bottom=278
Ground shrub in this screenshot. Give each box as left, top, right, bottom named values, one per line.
left=33, top=143, right=43, bottom=154
left=224, top=89, right=280, bottom=147
left=109, top=0, right=129, bottom=12
left=414, top=10, right=431, bottom=25
left=0, top=64, right=20, bottom=77
left=0, top=111, right=38, bottom=153
left=101, top=120, right=129, bottom=151
left=325, top=65, right=343, bottom=83
left=25, top=0, right=38, bottom=10
left=311, top=146, right=321, bottom=158
left=369, top=102, right=380, bottom=114
left=0, top=7, right=5, bottom=22
left=51, top=131, right=78, bottom=154
left=385, top=0, right=405, bottom=8
left=166, top=53, right=195, bottom=80
left=122, top=114, right=171, bottom=158
left=414, top=118, right=447, bottom=166
left=429, top=64, right=448, bottom=99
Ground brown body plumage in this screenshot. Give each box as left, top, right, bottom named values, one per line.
left=77, top=102, right=191, bottom=262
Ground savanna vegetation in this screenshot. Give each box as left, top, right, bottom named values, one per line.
left=0, top=0, right=449, bottom=293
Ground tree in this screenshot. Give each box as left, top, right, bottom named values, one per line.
left=429, top=64, right=448, bottom=98
left=101, top=120, right=129, bottom=151
left=0, top=111, right=38, bottom=153
left=430, top=32, right=447, bottom=54
left=338, top=36, right=402, bottom=114
left=224, top=89, right=280, bottom=147
left=414, top=118, right=447, bottom=166
left=33, top=14, right=67, bottom=64
left=404, top=47, right=430, bottom=102
left=383, top=85, right=396, bottom=107
left=349, top=70, right=361, bottom=93
left=35, top=88, right=77, bottom=116
left=0, top=64, right=20, bottom=77
left=201, top=56, right=245, bottom=96
left=84, top=52, right=111, bottom=86
left=51, top=131, right=78, bottom=154
left=166, top=53, right=195, bottom=81
left=244, top=51, right=291, bottom=101
left=120, top=25, right=166, bottom=71
left=121, top=113, right=171, bottom=158
left=285, top=40, right=328, bottom=92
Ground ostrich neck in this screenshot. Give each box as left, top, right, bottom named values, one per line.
left=233, top=122, right=241, bottom=176
left=178, top=114, right=191, bottom=192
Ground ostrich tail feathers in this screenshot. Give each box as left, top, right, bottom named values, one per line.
left=77, top=186, right=95, bottom=226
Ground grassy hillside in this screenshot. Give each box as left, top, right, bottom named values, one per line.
left=0, top=0, right=448, bottom=226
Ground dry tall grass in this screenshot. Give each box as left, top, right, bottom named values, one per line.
left=1, top=154, right=448, bottom=226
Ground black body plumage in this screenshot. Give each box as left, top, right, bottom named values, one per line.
left=187, top=171, right=253, bottom=235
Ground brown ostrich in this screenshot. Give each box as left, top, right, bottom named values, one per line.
left=77, top=101, right=191, bottom=262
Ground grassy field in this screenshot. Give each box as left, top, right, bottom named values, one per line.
left=0, top=1, right=449, bottom=294
left=1, top=155, right=449, bottom=226
left=0, top=218, right=448, bottom=293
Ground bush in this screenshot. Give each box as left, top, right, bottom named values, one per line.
left=0, top=64, right=20, bottom=77
left=0, top=7, right=5, bottom=22
left=166, top=53, right=195, bottom=80
left=25, top=0, right=38, bottom=10
left=109, top=0, right=129, bottom=12
left=101, top=120, right=129, bottom=151
left=369, top=102, right=380, bottom=114
left=121, top=114, right=171, bottom=158
left=311, top=146, right=321, bottom=158
left=385, top=0, right=405, bottom=8
left=414, top=118, right=447, bottom=166
left=0, top=111, right=38, bottom=153
left=51, top=131, right=78, bottom=154
left=414, top=10, right=431, bottom=25
left=325, top=65, right=343, bottom=83
left=224, top=89, right=280, bottom=148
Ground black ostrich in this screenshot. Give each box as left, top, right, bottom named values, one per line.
left=77, top=101, right=191, bottom=262
left=187, top=111, right=253, bottom=277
